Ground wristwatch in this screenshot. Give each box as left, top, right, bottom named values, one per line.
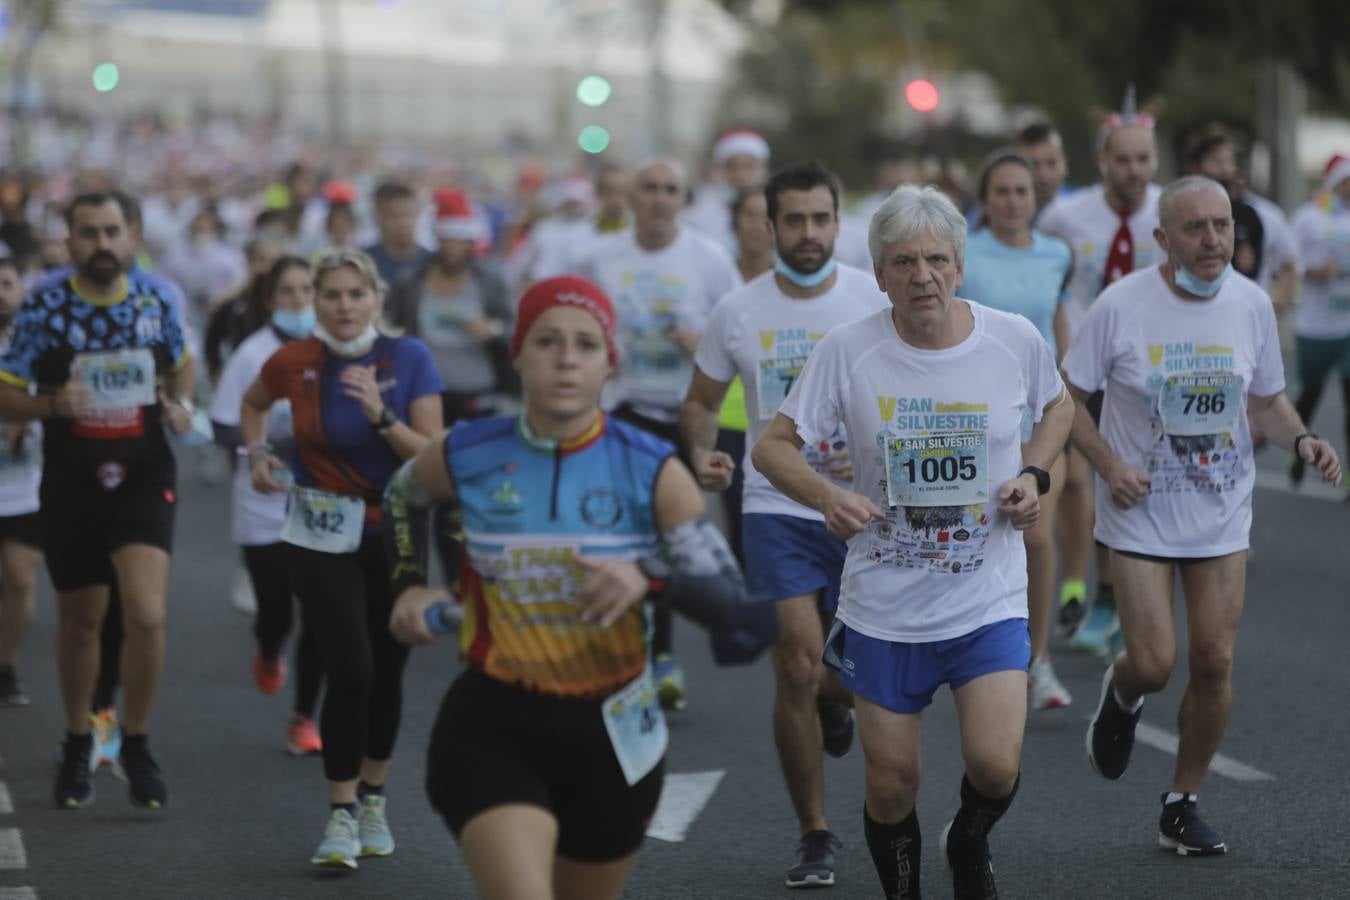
left=1020, top=465, right=1051, bottom=496
left=375, top=406, right=398, bottom=433
left=636, top=555, right=671, bottom=596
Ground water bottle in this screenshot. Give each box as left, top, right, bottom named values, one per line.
left=423, top=601, right=461, bottom=635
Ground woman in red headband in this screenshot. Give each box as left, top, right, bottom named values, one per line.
left=382, top=275, right=745, bottom=900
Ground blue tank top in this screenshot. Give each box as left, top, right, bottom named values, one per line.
left=961, top=228, right=1072, bottom=356
left=446, top=413, right=674, bottom=697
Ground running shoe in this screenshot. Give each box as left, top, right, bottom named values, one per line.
left=286, top=715, right=323, bottom=756
left=818, top=698, right=855, bottom=758
left=654, top=653, right=687, bottom=712
left=1086, top=664, right=1142, bottom=781
left=1028, top=655, right=1072, bottom=710
left=0, top=664, right=29, bottom=706
left=91, top=707, right=122, bottom=771
left=252, top=653, right=287, bottom=696
left=119, top=738, right=168, bottom=810
left=1070, top=604, right=1119, bottom=656
left=1057, top=580, right=1086, bottom=636
left=54, top=736, right=95, bottom=809
left=941, top=820, right=999, bottom=899
left=357, top=795, right=395, bottom=857
left=1158, top=794, right=1227, bottom=856
left=785, top=829, right=841, bottom=888
left=312, top=808, right=360, bottom=870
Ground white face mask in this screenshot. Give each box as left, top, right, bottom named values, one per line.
left=313, top=322, right=378, bottom=356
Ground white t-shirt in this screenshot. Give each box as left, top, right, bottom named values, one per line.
left=1039, top=183, right=1164, bottom=332
left=780, top=302, right=1064, bottom=643
left=0, top=324, right=40, bottom=517
left=682, top=187, right=737, bottom=253
left=209, top=327, right=294, bottom=546
left=524, top=216, right=602, bottom=284
left=1290, top=202, right=1350, bottom=340
left=1061, top=267, right=1285, bottom=557
left=695, top=266, right=889, bottom=519
left=582, top=229, right=742, bottom=421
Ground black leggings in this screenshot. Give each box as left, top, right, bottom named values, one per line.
left=93, top=584, right=121, bottom=712
left=243, top=543, right=323, bottom=720
left=1293, top=376, right=1350, bottom=461
left=287, top=535, right=411, bottom=783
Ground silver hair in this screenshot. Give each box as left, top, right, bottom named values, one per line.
left=868, top=184, right=968, bottom=266
left=635, top=156, right=688, bottom=192
left=1157, top=175, right=1229, bottom=232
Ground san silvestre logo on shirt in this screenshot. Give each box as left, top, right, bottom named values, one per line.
left=874, top=396, right=990, bottom=432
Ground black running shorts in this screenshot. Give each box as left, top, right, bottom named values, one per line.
left=426, top=668, right=665, bottom=862
left=0, top=512, right=41, bottom=549
left=39, top=467, right=176, bottom=592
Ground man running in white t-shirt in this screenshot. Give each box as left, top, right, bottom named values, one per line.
left=1064, top=176, right=1340, bottom=856
left=755, top=185, right=1074, bottom=900
left=685, top=129, right=771, bottom=252
left=579, top=158, right=741, bottom=711
left=680, top=160, right=887, bottom=890
left=1039, top=97, right=1165, bottom=653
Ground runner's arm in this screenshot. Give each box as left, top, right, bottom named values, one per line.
left=678, top=367, right=732, bottom=459
left=751, top=412, right=833, bottom=511
left=377, top=393, right=443, bottom=461
left=0, top=384, right=54, bottom=423
left=1064, top=381, right=1123, bottom=478
left=239, top=376, right=275, bottom=450
left=648, top=457, right=745, bottom=628
left=1023, top=386, right=1074, bottom=472
left=163, top=353, right=196, bottom=406
left=383, top=435, right=456, bottom=598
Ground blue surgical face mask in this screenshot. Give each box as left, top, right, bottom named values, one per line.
left=774, top=255, right=837, bottom=288
left=272, top=307, right=316, bottom=338
left=1174, top=262, right=1233, bottom=298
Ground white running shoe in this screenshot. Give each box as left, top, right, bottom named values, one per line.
left=1028, top=655, right=1072, bottom=710
left=357, top=795, right=395, bottom=857
left=230, top=565, right=257, bottom=616
left=311, top=808, right=360, bottom=870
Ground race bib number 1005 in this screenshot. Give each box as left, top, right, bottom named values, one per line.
left=886, top=431, right=988, bottom=508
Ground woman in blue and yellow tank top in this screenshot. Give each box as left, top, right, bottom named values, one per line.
left=383, top=275, right=744, bottom=900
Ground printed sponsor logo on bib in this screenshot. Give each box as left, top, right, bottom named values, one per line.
left=79, top=348, right=156, bottom=410
left=280, top=486, right=365, bottom=554
left=601, top=666, right=667, bottom=786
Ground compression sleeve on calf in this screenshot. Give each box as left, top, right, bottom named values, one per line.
left=653, top=517, right=746, bottom=629
left=382, top=458, right=435, bottom=597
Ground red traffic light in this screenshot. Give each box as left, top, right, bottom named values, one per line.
left=905, top=79, right=939, bottom=113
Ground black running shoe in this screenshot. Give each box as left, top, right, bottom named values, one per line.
left=818, top=699, right=855, bottom=759
left=942, top=821, right=999, bottom=900
left=1159, top=794, right=1227, bottom=856
left=119, top=738, right=168, bottom=810
left=0, top=665, right=29, bottom=707
left=1057, top=597, right=1085, bottom=635
left=54, top=736, right=95, bottom=809
left=785, top=829, right=841, bottom=888
left=1086, top=664, right=1142, bottom=780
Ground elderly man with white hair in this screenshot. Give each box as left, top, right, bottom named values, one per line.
left=1065, top=175, right=1341, bottom=858
left=754, top=184, right=1074, bottom=900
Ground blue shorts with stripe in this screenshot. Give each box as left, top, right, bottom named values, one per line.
left=742, top=513, right=847, bottom=612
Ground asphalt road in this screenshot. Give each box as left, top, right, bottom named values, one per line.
left=0, top=383, right=1345, bottom=900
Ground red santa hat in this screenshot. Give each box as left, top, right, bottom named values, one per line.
left=1323, top=154, right=1350, bottom=193
left=713, top=128, right=770, bottom=164
left=432, top=187, right=485, bottom=241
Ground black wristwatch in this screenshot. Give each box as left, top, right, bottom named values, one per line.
left=1293, top=433, right=1318, bottom=458
left=1020, top=465, right=1051, bottom=496
left=636, top=555, right=672, bottom=596
left=375, top=406, right=398, bottom=433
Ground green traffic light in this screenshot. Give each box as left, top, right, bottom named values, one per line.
left=578, top=125, right=611, bottom=154
left=92, top=62, right=120, bottom=92
left=576, top=75, right=612, bottom=108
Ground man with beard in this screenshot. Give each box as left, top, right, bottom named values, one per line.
left=0, top=193, right=195, bottom=811
left=1039, top=89, right=1165, bottom=654
left=1018, top=121, right=1073, bottom=214
left=680, top=160, right=888, bottom=889
left=580, top=158, right=741, bottom=712
left=1183, top=125, right=1300, bottom=314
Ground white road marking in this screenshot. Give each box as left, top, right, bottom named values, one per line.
left=0, top=828, right=26, bottom=869
left=0, top=783, right=11, bottom=815
left=0, top=889, right=36, bottom=900
left=1133, top=722, right=1275, bottom=782
left=645, top=770, right=725, bottom=843
left=1254, top=469, right=1346, bottom=503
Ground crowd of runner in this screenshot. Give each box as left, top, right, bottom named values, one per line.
left=0, top=90, right=1345, bottom=899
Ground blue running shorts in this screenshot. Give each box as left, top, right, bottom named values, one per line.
left=823, top=617, right=1030, bottom=714
left=742, top=513, right=847, bottom=611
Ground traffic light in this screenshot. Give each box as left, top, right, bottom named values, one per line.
left=91, top=62, right=120, bottom=93
left=577, top=125, right=611, bottom=154
left=576, top=75, right=612, bottom=108
left=904, top=79, right=939, bottom=113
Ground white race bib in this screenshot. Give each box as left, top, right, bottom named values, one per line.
left=1157, top=374, right=1242, bottom=437
left=79, top=348, right=156, bottom=410
left=885, top=431, right=988, bottom=508
left=280, top=486, right=365, bottom=554
left=601, top=665, right=667, bottom=786
left=756, top=354, right=808, bottom=420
